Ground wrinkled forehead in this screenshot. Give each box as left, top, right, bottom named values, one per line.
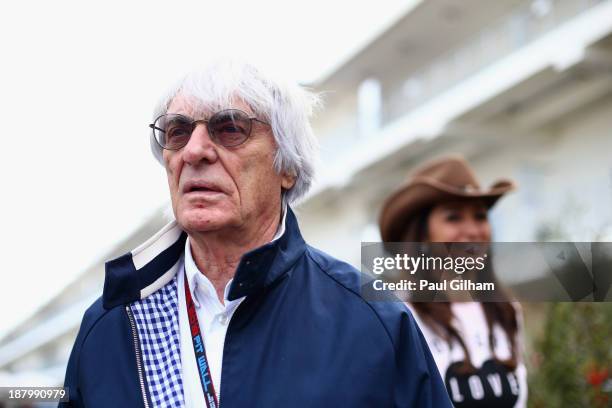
left=166, top=92, right=256, bottom=118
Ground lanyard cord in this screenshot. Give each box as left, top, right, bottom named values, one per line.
left=184, top=273, right=220, bottom=408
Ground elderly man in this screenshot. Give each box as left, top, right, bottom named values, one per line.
left=61, top=60, right=451, bottom=407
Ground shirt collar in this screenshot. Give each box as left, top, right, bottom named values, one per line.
left=103, top=203, right=304, bottom=309
left=183, top=203, right=287, bottom=306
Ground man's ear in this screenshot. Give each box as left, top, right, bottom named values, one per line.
left=281, top=172, right=296, bottom=190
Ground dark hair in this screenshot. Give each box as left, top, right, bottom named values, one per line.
left=405, top=207, right=519, bottom=374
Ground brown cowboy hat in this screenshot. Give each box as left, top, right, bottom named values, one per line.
left=379, top=154, right=516, bottom=242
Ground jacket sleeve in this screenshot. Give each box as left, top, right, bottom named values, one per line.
left=393, top=307, right=453, bottom=407
left=58, top=332, right=85, bottom=408
left=58, top=298, right=106, bottom=408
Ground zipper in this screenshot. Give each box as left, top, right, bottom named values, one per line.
left=126, top=305, right=151, bottom=408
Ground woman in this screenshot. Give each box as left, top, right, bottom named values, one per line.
left=379, top=154, right=527, bottom=407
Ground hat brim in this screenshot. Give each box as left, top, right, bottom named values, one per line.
left=379, top=179, right=515, bottom=242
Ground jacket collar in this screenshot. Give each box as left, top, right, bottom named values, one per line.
left=103, top=206, right=306, bottom=309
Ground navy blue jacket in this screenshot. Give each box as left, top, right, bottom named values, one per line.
left=61, top=208, right=452, bottom=407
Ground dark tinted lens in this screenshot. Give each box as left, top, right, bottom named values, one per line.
left=155, top=114, right=193, bottom=149
left=208, top=110, right=251, bottom=147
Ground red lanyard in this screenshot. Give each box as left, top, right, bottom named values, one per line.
left=184, top=273, right=219, bottom=408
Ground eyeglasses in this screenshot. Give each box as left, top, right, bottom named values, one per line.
left=149, top=109, right=269, bottom=150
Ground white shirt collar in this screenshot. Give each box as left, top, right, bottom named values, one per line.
left=184, top=204, right=287, bottom=307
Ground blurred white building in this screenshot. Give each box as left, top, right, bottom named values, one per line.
left=299, top=0, right=612, bottom=265
left=2, top=0, right=612, bottom=389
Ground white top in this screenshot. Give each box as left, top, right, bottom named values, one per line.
left=178, top=209, right=287, bottom=407
left=407, top=302, right=528, bottom=407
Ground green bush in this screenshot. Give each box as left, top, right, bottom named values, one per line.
left=528, top=303, right=612, bottom=407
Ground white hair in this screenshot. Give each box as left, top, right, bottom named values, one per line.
left=150, top=59, right=321, bottom=204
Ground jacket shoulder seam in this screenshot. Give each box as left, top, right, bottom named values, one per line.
left=305, top=248, right=396, bottom=350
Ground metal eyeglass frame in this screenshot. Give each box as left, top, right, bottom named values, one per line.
left=149, top=109, right=269, bottom=149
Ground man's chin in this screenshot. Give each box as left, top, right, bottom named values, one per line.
left=177, top=208, right=235, bottom=233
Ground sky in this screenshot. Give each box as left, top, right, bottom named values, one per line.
left=0, top=0, right=419, bottom=337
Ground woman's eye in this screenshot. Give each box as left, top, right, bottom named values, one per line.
left=475, top=212, right=488, bottom=221
left=445, top=213, right=461, bottom=222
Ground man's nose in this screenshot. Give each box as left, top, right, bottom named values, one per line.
left=181, top=124, right=219, bottom=165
